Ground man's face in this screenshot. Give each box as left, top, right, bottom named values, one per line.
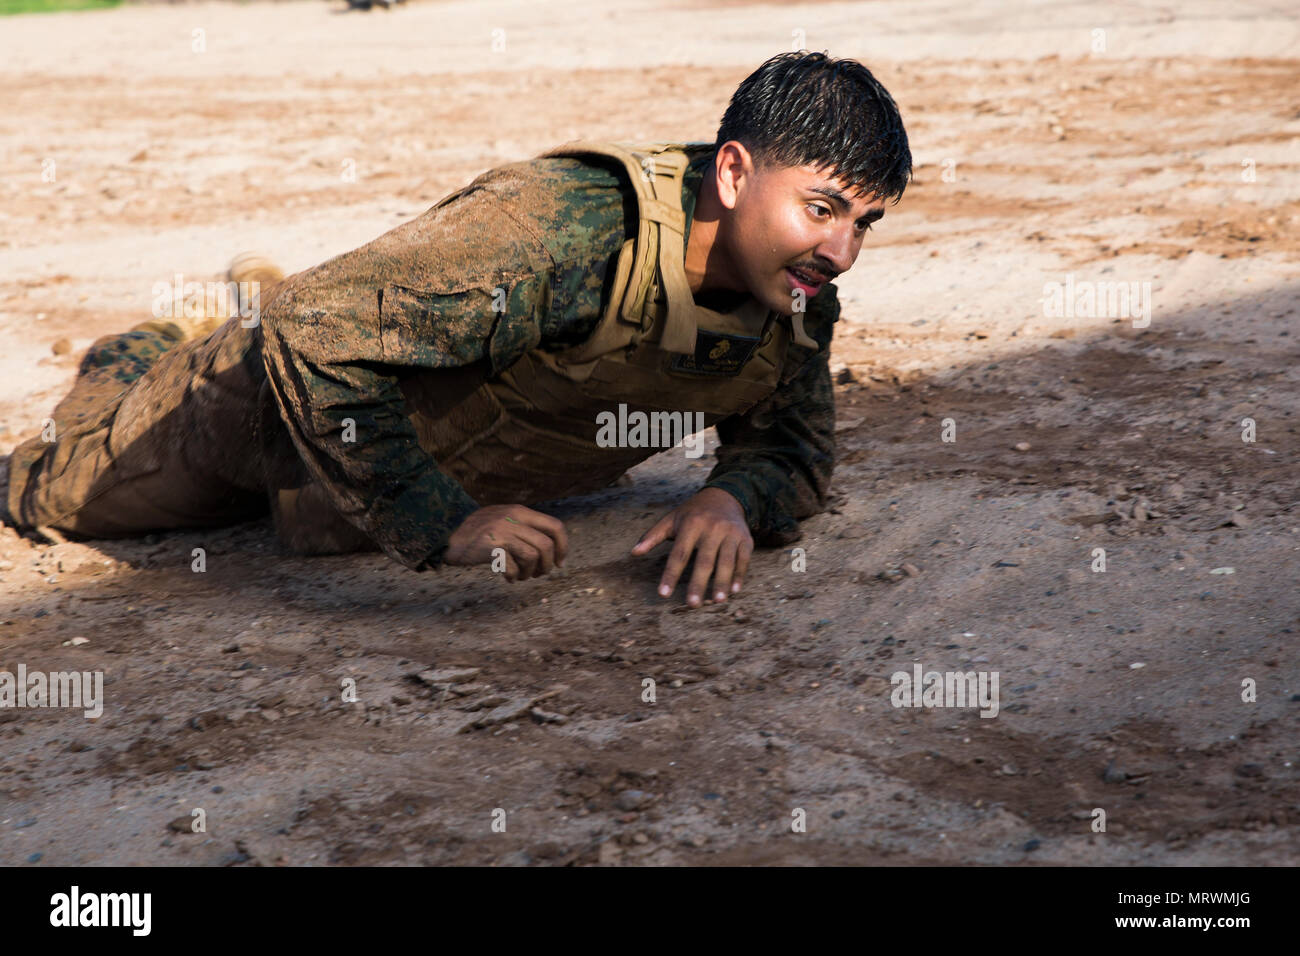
left=719, top=143, right=886, bottom=315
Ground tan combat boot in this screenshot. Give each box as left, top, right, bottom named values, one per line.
left=134, top=252, right=285, bottom=343
left=225, top=251, right=285, bottom=334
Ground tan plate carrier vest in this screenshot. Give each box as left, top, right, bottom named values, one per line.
left=402, top=141, right=820, bottom=506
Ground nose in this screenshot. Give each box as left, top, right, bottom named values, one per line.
left=814, top=223, right=857, bottom=277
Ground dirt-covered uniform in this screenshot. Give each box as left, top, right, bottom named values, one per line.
left=4, top=142, right=840, bottom=571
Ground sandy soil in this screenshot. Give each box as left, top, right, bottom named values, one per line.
left=0, top=0, right=1297, bottom=866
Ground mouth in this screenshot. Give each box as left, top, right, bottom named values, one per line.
left=784, top=266, right=828, bottom=297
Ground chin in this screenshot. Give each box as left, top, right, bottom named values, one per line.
left=752, top=282, right=791, bottom=316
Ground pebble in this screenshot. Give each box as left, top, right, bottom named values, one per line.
left=614, top=789, right=656, bottom=811
left=597, top=841, right=622, bottom=864
left=415, top=667, right=481, bottom=685
left=51, top=338, right=72, bottom=356
left=1102, top=760, right=1127, bottom=784
left=1209, top=567, right=1235, bottom=575
left=459, top=696, right=534, bottom=733
left=529, top=707, right=568, bottom=725
left=1013, top=441, right=1031, bottom=452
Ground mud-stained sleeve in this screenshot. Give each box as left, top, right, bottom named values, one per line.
left=702, top=284, right=840, bottom=547
left=259, top=189, right=557, bottom=571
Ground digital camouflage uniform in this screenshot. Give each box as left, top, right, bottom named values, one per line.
left=3, top=141, right=840, bottom=572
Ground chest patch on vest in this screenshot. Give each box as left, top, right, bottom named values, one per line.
left=669, top=329, right=761, bottom=377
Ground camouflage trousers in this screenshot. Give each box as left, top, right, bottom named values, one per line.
left=3, top=319, right=374, bottom=554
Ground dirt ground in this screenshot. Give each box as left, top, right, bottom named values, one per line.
left=1, top=0, right=1297, bottom=866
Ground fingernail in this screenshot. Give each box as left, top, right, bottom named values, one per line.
left=658, top=584, right=670, bottom=597
left=715, top=591, right=726, bottom=602
left=731, top=582, right=741, bottom=593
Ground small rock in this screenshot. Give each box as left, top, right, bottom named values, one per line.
left=1102, top=760, right=1127, bottom=784
left=1023, top=838, right=1041, bottom=852
left=455, top=694, right=508, bottom=712
left=901, top=562, right=921, bottom=577
left=1208, top=567, right=1235, bottom=575
left=51, top=338, right=72, bottom=356
left=459, top=696, right=533, bottom=732
left=597, top=841, right=622, bottom=865
left=231, top=630, right=264, bottom=650
left=614, top=789, right=656, bottom=811
left=1235, top=763, right=1265, bottom=779
left=415, top=666, right=481, bottom=685
left=1013, top=441, right=1031, bottom=452
left=167, top=816, right=195, bottom=833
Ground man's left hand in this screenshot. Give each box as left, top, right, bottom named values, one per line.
left=630, top=486, right=753, bottom=607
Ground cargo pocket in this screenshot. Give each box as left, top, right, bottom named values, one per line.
left=379, top=282, right=503, bottom=367
left=379, top=279, right=542, bottom=377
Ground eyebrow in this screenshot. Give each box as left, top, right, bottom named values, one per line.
left=808, top=185, right=885, bottom=223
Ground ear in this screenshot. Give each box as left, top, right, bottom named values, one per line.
left=713, top=140, right=753, bottom=211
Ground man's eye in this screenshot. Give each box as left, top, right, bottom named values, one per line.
left=857, top=221, right=874, bottom=233
left=807, top=204, right=830, bottom=219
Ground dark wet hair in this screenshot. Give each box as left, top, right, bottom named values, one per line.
left=715, top=51, right=912, bottom=205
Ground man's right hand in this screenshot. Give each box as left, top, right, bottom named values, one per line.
left=443, top=504, right=568, bottom=581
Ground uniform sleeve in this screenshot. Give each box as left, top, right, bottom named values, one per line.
left=702, top=284, right=840, bottom=546
left=259, top=187, right=558, bottom=571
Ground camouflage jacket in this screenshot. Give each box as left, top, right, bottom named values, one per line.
left=259, top=148, right=839, bottom=571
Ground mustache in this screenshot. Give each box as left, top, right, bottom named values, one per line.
left=787, top=263, right=837, bottom=282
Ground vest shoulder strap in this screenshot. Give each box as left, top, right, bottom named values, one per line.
left=539, top=141, right=711, bottom=355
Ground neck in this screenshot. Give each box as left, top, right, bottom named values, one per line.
left=684, top=171, right=745, bottom=297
